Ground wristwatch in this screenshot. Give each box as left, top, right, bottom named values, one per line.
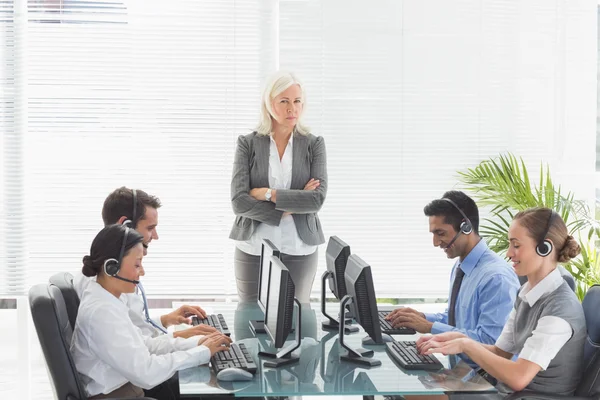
left=265, top=188, right=272, bottom=202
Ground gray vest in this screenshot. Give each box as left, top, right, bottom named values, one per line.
left=512, top=281, right=586, bottom=395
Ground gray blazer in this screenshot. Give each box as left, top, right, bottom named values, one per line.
left=229, top=131, right=327, bottom=246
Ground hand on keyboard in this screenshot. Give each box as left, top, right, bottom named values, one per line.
left=419, top=333, right=470, bottom=356
left=174, top=324, right=219, bottom=339
left=416, top=332, right=466, bottom=354
left=200, top=332, right=232, bottom=356
left=161, top=305, right=208, bottom=327
left=384, top=307, right=433, bottom=334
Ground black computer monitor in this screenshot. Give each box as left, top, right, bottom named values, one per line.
left=338, top=254, right=390, bottom=367
left=321, top=236, right=358, bottom=333
left=259, top=256, right=301, bottom=368
left=249, top=239, right=280, bottom=334
left=259, top=239, right=280, bottom=312
left=326, top=236, right=351, bottom=299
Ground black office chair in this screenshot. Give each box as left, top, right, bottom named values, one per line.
left=505, top=285, right=600, bottom=400
left=518, top=266, right=576, bottom=292
left=29, top=283, right=155, bottom=400
left=49, top=272, right=80, bottom=330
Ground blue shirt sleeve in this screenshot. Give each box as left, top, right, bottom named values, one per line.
left=429, top=273, right=518, bottom=343
left=423, top=309, right=448, bottom=324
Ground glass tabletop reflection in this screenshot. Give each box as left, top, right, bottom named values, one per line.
left=179, top=302, right=496, bottom=397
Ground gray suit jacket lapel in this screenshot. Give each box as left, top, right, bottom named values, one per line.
left=253, top=134, right=270, bottom=188
left=291, top=133, right=308, bottom=190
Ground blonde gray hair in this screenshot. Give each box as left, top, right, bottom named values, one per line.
left=255, top=71, right=309, bottom=136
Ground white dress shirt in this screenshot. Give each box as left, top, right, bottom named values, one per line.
left=70, top=281, right=210, bottom=396
left=236, top=135, right=318, bottom=256
left=73, top=272, right=168, bottom=338
left=495, top=268, right=573, bottom=370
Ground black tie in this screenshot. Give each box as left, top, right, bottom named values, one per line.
left=448, top=266, right=465, bottom=327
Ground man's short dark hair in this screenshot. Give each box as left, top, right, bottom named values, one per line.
left=423, top=190, right=479, bottom=234
left=102, top=187, right=162, bottom=227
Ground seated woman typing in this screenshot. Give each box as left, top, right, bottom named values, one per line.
left=418, top=207, right=586, bottom=397
left=71, top=224, right=231, bottom=399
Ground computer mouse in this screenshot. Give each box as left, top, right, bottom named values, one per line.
left=216, top=367, right=254, bottom=382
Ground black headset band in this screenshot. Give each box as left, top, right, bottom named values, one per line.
left=131, top=188, right=137, bottom=226
left=117, top=226, right=130, bottom=267
left=539, top=210, right=557, bottom=245
left=441, top=198, right=472, bottom=227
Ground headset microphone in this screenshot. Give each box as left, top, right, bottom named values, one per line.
left=445, top=230, right=462, bottom=250
left=111, top=274, right=140, bottom=285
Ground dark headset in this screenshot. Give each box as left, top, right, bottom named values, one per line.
left=536, top=210, right=557, bottom=257
left=439, top=197, right=473, bottom=250
left=441, top=198, right=473, bottom=235
left=123, top=188, right=137, bottom=228
left=103, top=226, right=131, bottom=278
left=102, top=188, right=141, bottom=284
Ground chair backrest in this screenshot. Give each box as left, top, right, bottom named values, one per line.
left=49, top=272, right=80, bottom=330
left=518, top=265, right=576, bottom=292
left=576, top=285, right=600, bottom=397
left=29, top=283, right=87, bottom=400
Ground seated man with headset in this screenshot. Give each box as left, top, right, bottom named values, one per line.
left=73, top=186, right=217, bottom=339
left=386, top=190, right=520, bottom=367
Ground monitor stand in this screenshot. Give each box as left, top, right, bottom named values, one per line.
left=259, top=298, right=302, bottom=368
left=338, top=295, right=381, bottom=367
left=249, top=319, right=266, bottom=334
left=321, top=271, right=359, bottom=334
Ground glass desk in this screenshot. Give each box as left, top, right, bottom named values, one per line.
left=178, top=302, right=496, bottom=398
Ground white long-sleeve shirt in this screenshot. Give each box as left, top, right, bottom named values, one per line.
left=70, top=281, right=211, bottom=397
left=73, top=272, right=167, bottom=338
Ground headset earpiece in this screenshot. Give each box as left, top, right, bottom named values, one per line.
left=536, top=240, right=553, bottom=257
left=460, top=220, right=473, bottom=235
left=536, top=211, right=556, bottom=258
left=442, top=198, right=474, bottom=236
left=103, top=258, right=120, bottom=276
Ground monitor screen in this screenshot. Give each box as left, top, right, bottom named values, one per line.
left=258, top=239, right=280, bottom=313
left=325, top=236, right=351, bottom=300
left=264, top=256, right=296, bottom=348
left=344, top=254, right=382, bottom=344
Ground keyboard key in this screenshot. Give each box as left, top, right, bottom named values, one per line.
left=386, top=340, right=443, bottom=371
left=210, top=343, right=257, bottom=376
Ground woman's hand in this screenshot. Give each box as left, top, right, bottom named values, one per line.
left=173, top=324, right=218, bottom=339
left=198, top=332, right=232, bottom=356
left=416, top=331, right=467, bottom=354
left=303, top=178, right=320, bottom=191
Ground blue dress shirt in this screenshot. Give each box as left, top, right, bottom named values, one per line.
left=424, top=240, right=520, bottom=348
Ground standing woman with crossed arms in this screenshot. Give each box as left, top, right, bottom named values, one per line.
left=230, top=71, right=327, bottom=304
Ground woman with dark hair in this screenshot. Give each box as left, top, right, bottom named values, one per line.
left=71, top=224, right=231, bottom=399
left=419, top=208, right=586, bottom=398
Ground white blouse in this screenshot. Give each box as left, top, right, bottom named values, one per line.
left=73, top=272, right=167, bottom=338
left=236, top=135, right=318, bottom=256
left=495, top=268, right=573, bottom=370
left=70, top=281, right=210, bottom=397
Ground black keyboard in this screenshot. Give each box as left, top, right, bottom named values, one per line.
left=378, top=311, right=416, bottom=335
left=386, top=340, right=443, bottom=371
left=191, top=314, right=231, bottom=336
left=210, top=343, right=257, bottom=375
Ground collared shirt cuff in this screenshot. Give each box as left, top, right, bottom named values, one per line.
left=189, top=345, right=211, bottom=365
left=178, top=336, right=202, bottom=351
left=423, top=312, right=439, bottom=323
left=431, top=322, right=453, bottom=334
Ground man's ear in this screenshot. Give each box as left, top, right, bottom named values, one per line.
left=117, top=215, right=128, bottom=225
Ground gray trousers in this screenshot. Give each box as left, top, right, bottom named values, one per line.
left=234, top=248, right=318, bottom=304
